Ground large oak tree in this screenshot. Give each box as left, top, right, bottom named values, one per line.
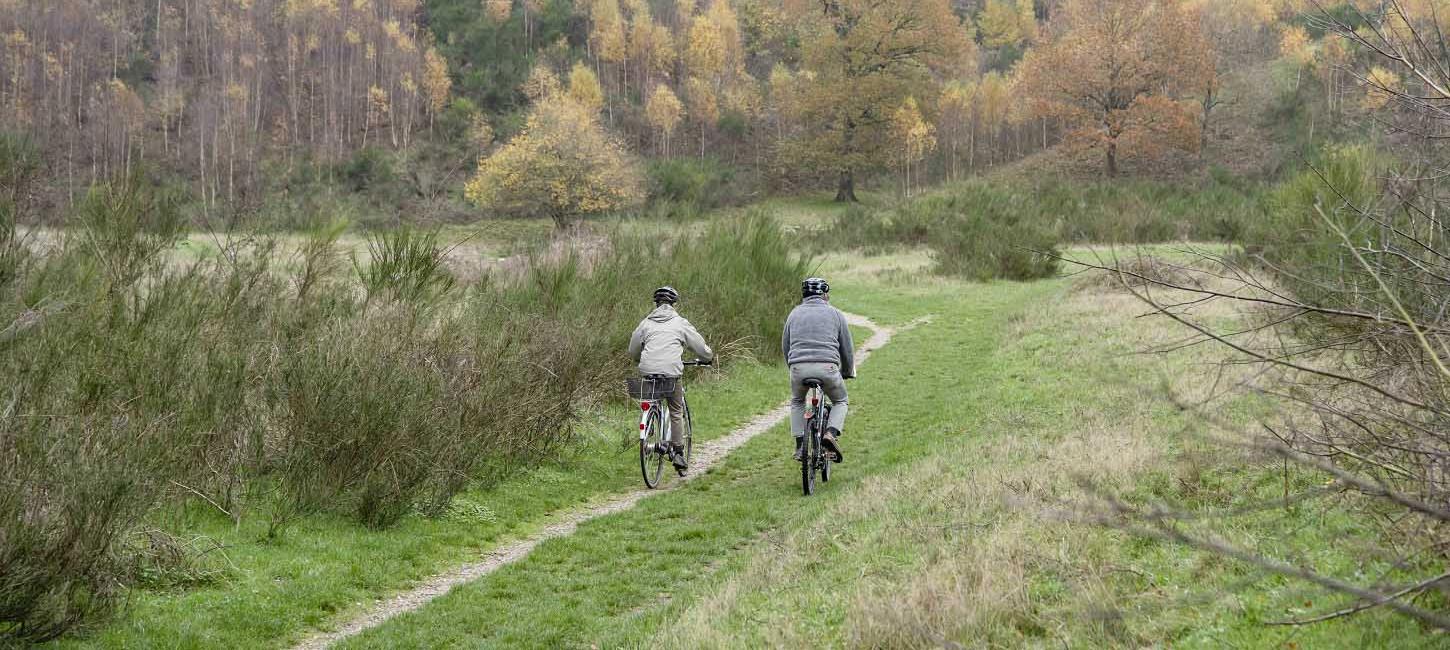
left=783, top=0, right=972, bottom=201
left=1019, top=0, right=1213, bottom=176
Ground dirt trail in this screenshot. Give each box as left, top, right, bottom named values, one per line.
left=291, top=312, right=897, bottom=650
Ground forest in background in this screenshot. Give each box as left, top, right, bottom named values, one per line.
left=0, top=0, right=1410, bottom=228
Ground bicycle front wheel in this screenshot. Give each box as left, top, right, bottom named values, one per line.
left=640, top=409, right=665, bottom=489
left=820, top=405, right=832, bottom=483
left=682, top=399, right=694, bottom=468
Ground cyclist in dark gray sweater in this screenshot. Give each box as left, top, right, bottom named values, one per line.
left=782, top=277, right=854, bottom=462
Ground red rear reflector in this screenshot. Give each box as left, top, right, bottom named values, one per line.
left=811, top=397, right=819, bottom=406
left=640, top=402, right=651, bottom=411
left=640, top=423, right=646, bottom=430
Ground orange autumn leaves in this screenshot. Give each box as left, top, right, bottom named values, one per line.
left=1019, top=0, right=1215, bottom=175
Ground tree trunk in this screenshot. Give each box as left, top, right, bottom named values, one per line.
left=1106, top=140, right=1118, bottom=177
left=835, top=169, right=858, bottom=203
left=1199, top=88, right=1216, bottom=161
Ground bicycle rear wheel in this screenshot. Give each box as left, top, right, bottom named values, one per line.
left=640, top=408, right=665, bottom=489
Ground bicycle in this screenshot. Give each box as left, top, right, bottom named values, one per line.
left=627, top=359, right=711, bottom=489
left=800, top=378, right=836, bottom=496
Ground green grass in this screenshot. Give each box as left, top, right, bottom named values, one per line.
left=33, top=191, right=1440, bottom=647
left=331, top=268, right=1050, bottom=648
left=755, top=192, right=889, bottom=230
left=328, top=251, right=1440, bottom=649
left=49, top=360, right=785, bottom=649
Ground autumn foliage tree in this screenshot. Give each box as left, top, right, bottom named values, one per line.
left=1020, top=0, right=1214, bottom=176
left=465, top=86, right=645, bottom=226
left=890, top=97, right=936, bottom=197
left=784, top=0, right=972, bottom=201
left=645, top=84, right=685, bottom=156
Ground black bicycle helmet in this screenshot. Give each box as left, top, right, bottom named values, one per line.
left=801, top=277, right=830, bottom=298
left=653, top=286, right=679, bottom=304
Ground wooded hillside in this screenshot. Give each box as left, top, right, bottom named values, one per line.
left=0, top=0, right=1404, bottom=223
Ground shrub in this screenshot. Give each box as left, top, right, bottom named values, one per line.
left=921, top=202, right=1060, bottom=282
left=1, top=179, right=810, bottom=638
left=645, top=158, right=744, bottom=211
left=817, top=184, right=1061, bottom=280
left=500, top=210, right=812, bottom=374
left=0, top=176, right=209, bottom=643
left=355, top=227, right=456, bottom=305
left=0, top=132, right=41, bottom=225
left=1248, top=143, right=1387, bottom=309
left=815, top=175, right=1262, bottom=281
left=337, top=146, right=400, bottom=194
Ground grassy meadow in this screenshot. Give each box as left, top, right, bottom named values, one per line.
left=5, top=0, right=1449, bottom=643
left=6, top=179, right=1440, bottom=648
left=305, top=245, right=1442, bottom=649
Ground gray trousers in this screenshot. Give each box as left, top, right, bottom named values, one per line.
left=789, top=362, right=848, bottom=438
left=662, top=382, right=687, bottom=445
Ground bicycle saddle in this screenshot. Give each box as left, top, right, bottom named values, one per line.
left=802, top=379, right=823, bottom=388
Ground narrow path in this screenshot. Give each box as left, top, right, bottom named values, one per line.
left=292, top=312, right=895, bottom=650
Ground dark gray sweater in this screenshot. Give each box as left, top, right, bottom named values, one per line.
left=781, top=296, right=855, bottom=377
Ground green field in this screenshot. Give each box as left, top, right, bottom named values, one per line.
left=316, top=252, right=1439, bottom=648
left=49, top=358, right=787, bottom=649
left=41, top=243, right=1440, bottom=648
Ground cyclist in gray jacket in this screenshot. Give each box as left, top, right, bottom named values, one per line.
left=628, top=286, right=714, bottom=472
left=782, top=277, right=853, bottom=462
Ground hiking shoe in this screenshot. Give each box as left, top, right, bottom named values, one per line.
left=671, top=444, right=688, bottom=475
left=793, top=437, right=805, bottom=462
left=822, top=429, right=843, bottom=463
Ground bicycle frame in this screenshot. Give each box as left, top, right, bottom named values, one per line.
left=804, top=386, right=821, bottom=426
left=639, top=399, right=672, bottom=446
left=636, top=361, right=707, bottom=447
left=801, top=383, right=833, bottom=495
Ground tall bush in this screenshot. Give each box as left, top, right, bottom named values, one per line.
left=1, top=184, right=810, bottom=639
left=1, top=176, right=205, bottom=642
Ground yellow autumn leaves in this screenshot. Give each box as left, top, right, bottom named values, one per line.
left=1276, top=21, right=1403, bottom=110
left=645, top=85, right=684, bottom=155
left=891, top=97, right=936, bottom=197
left=464, top=68, right=646, bottom=225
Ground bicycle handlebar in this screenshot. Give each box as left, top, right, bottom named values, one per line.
left=683, top=359, right=714, bottom=367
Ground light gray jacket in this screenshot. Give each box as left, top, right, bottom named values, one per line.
left=628, top=304, right=713, bottom=377
left=782, top=296, right=855, bottom=378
